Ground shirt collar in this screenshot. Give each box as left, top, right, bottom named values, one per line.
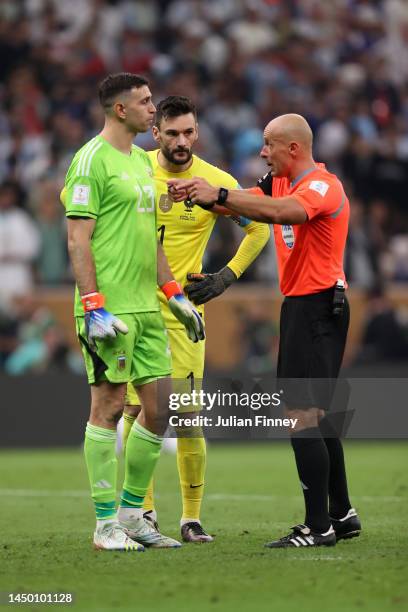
left=290, top=166, right=317, bottom=189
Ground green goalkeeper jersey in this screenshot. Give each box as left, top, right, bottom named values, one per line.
left=64, top=135, right=159, bottom=317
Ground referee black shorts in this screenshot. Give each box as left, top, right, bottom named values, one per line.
left=277, top=288, right=350, bottom=411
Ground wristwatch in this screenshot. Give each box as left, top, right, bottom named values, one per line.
left=199, top=187, right=229, bottom=210
left=216, top=187, right=229, bottom=205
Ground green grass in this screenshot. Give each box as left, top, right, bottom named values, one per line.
left=0, top=442, right=407, bottom=612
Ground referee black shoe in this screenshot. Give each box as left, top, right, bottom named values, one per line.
left=331, top=508, right=361, bottom=541
left=265, top=524, right=336, bottom=548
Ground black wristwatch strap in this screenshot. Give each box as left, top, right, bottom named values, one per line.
left=216, top=187, right=229, bottom=205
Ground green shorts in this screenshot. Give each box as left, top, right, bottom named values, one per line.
left=126, top=327, right=205, bottom=412
left=76, top=311, right=172, bottom=386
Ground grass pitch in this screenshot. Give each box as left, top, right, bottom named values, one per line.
left=0, top=442, right=407, bottom=612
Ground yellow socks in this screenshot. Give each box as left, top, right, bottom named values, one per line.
left=177, top=436, right=206, bottom=521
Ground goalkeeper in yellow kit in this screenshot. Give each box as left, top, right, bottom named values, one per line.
left=124, top=96, right=270, bottom=542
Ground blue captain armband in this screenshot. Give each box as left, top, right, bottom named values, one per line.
left=230, top=215, right=252, bottom=227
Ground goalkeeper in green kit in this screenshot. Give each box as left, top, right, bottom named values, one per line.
left=64, top=73, right=205, bottom=551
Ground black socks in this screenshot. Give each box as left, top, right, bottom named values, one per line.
left=319, top=415, right=352, bottom=519
left=290, top=427, right=330, bottom=533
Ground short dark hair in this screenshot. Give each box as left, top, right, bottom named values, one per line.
left=155, top=96, right=197, bottom=128
left=98, top=73, right=149, bottom=109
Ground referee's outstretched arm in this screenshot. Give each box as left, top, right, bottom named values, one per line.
left=167, top=113, right=323, bottom=226
left=211, top=190, right=308, bottom=225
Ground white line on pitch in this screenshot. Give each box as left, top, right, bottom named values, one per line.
left=0, top=489, right=405, bottom=502
left=0, top=489, right=88, bottom=497
left=207, top=494, right=405, bottom=502
left=291, top=556, right=345, bottom=561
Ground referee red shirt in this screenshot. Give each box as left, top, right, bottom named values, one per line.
left=272, top=164, right=349, bottom=296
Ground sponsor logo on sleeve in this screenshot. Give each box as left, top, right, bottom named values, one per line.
left=309, top=180, right=329, bottom=197
left=72, top=184, right=90, bottom=205
left=281, top=224, right=295, bottom=249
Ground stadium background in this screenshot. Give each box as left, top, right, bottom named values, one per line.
left=0, top=2, right=407, bottom=611
left=1, top=0, right=408, bottom=387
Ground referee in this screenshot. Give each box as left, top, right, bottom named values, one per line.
left=169, top=113, right=362, bottom=548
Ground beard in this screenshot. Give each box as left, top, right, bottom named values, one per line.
left=161, top=146, right=193, bottom=165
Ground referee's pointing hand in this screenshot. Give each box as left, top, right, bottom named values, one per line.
left=168, top=178, right=218, bottom=206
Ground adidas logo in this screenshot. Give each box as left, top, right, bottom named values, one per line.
left=289, top=534, right=315, bottom=547
left=94, top=480, right=112, bottom=489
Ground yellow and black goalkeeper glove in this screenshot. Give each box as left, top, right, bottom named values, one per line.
left=185, top=266, right=237, bottom=305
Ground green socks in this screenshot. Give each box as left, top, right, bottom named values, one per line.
left=84, top=422, right=117, bottom=520
left=84, top=420, right=163, bottom=520
left=120, top=421, right=163, bottom=508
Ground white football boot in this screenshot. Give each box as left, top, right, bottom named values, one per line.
left=119, top=513, right=181, bottom=548
left=93, top=520, right=145, bottom=551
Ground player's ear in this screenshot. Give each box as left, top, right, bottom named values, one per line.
left=113, top=101, right=126, bottom=121
left=152, top=125, right=160, bottom=143
left=194, top=122, right=199, bottom=143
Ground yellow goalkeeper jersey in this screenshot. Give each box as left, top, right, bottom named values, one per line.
left=148, top=149, right=270, bottom=329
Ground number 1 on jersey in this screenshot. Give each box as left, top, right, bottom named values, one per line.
left=187, top=371, right=194, bottom=393
left=158, top=224, right=166, bottom=245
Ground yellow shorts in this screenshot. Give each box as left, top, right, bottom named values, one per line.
left=126, top=327, right=205, bottom=412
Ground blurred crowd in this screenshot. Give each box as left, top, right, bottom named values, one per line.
left=1, top=0, right=408, bottom=372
